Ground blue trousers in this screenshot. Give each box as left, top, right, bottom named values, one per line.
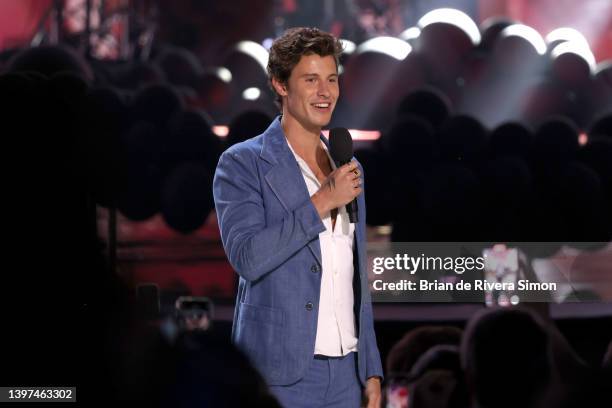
left=269, top=352, right=362, bottom=408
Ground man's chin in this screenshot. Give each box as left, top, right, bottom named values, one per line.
left=314, top=112, right=334, bottom=128
left=290, top=109, right=335, bottom=132
left=318, top=118, right=331, bottom=128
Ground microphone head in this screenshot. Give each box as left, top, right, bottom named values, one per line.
left=329, top=127, right=354, bottom=163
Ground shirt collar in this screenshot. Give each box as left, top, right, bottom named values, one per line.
left=285, top=135, right=337, bottom=169
left=286, top=136, right=337, bottom=187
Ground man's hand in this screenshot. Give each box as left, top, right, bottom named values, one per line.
left=311, top=160, right=362, bottom=217
left=364, top=376, right=382, bottom=408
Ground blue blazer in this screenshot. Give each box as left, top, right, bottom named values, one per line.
left=213, top=117, right=383, bottom=386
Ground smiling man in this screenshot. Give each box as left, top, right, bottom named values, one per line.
left=213, top=27, right=383, bottom=408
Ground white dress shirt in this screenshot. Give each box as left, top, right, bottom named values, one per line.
left=286, top=136, right=358, bottom=357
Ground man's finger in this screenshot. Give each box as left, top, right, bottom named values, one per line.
left=345, top=161, right=357, bottom=171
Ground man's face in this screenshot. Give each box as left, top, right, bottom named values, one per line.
left=273, top=54, right=339, bottom=132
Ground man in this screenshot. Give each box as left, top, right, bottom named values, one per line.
left=213, top=27, right=383, bottom=407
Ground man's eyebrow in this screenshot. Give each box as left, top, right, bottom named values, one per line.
left=300, top=73, right=338, bottom=78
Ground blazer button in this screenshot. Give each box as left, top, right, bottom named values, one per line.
left=310, top=264, right=320, bottom=273
left=305, top=302, right=314, bottom=311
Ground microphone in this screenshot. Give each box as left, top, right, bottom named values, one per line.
left=329, top=127, right=358, bottom=223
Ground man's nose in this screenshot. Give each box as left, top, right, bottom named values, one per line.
left=317, top=80, right=330, bottom=97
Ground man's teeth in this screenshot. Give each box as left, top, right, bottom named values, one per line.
left=313, top=103, right=330, bottom=108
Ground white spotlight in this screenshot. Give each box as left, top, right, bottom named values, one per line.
left=242, top=87, right=261, bottom=101
left=340, top=39, right=357, bottom=55
left=551, top=41, right=596, bottom=72
left=216, top=67, right=232, bottom=83
left=356, top=36, right=411, bottom=61
left=546, top=27, right=590, bottom=50
left=501, top=24, right=547, bottom=55
left=262, top=38, right=274, bottom=50
left=399, top=26, right=421, bottom=42
left=417, top=8, right=481, bottom=45
left=235, top=41, right=269, bottom=71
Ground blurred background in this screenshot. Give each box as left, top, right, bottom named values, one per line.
left=0, top=0, right=611, bottom=406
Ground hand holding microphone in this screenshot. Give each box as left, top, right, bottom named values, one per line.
left=311, top=128, right=360, bottom=222
left=312, top=161, right=362, bottom=215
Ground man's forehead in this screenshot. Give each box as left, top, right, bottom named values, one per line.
left=292, top=54, right=338, bottom=74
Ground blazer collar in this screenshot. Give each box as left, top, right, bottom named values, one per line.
left=260, top=116, right=330, bottom=164
left=260, top=116, right=329, bottom=265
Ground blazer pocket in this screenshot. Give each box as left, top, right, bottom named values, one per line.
left=239, top=302, right=284, bottom=326
left=237, top=303, right=284, bottom=374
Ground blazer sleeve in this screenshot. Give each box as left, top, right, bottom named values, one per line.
left=358, top=161, right=384, bottom=380
left=213, top=149, right=326, bottom=282
left=363, top=298, right=384, bottom=380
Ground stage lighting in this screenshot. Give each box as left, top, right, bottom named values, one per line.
left=417, top=8, right=480, bottom=45
left=500, top=24, right=547, bottom=55
left=213, top=126, right=229, bottom=137
left=551, top=41, right=596, bottom=73
left=321, top=129, right=380, bottom=141
left=546, top=27, right=591, bottom=50
left=479, top=17, right=515, bottom=51
left=399, top=27, right=421, bottom=42
left=242, top=87, right=261, bottom=101
left=356, top=36, right=411, bottom=61
left=262, top=38, right=274, bottom=50
left=215, top=67, right=232, bottom=83
left=234, top=40, right=269, bottom=71
left=337, top=39, right=356, bottom=75
left=594, top=60, right=612, bottom=89
left=340, top=39, right=357, bottom=55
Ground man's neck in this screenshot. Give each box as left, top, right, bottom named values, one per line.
left=281, top=114, right=322, bottom=163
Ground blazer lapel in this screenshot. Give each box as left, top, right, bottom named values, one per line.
left=260, top=117, right=323, bottom=265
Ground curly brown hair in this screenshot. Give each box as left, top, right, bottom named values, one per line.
left=267, top=27, right=343, bottom=109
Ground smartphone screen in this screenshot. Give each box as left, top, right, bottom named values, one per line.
left=483, top=245, right=519, bottom=307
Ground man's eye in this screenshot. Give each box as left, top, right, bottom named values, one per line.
left=306, top=78, right=316, bottom=83
left=329, top=78, right=337, bottom=83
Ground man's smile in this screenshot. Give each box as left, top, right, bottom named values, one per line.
left=311, top=102, right=332, bottom=111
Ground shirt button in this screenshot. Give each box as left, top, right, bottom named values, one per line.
left=305, top=302, right=314, bottom=311
left=311, top=264, right=320, bottom=273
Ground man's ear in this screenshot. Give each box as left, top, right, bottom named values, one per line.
left=271, top=77, right=288, bottom=97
